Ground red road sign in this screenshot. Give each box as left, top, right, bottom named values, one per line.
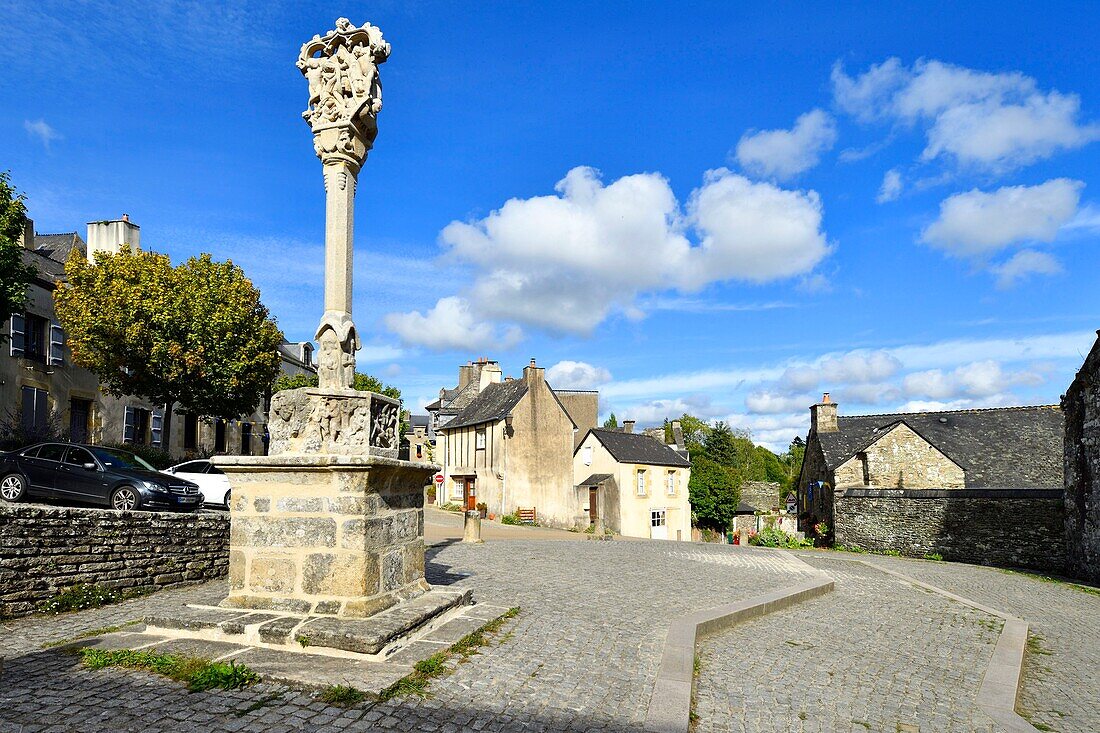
left=434, top=474, right=445, bottom=484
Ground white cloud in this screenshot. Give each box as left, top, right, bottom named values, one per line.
left=833, top=58, right=1100, bottom=172
left=393, top=166, right=831, bottom=340
left=24, top=119, right=61, bottom=148
left=903, top=360, right=1043, bottom=400
left=735, top=109, right=837, bottom=180
left=779, top=350, right=902, bottom=391
left=990, top=250, right=1063, bottom=289
left=796, top=273, right=834, bottom=294
left=546, top=360, right=611, bottom=390
left=383, top=296, right=522, bottom=352
left=877, top=169, right=903, bottom=203
left=921, top=179, right=1082, bottom=257
left=745, top=391, right=815, bottom=415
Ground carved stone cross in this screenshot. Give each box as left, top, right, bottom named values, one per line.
left=297, top=18, right=390, bottom=390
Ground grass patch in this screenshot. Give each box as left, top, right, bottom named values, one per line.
left=922, top=553, right=944, bottom=561
left=41, top=620, right=141, bottom=649
left=79, top=648, right=258, bottom=692
left=378, top=607, right=520, bottom=701
left=318, top=684, right=367, bottom=707
left=1026, top=633, right=1052, bottom=657
left=36, top=584, right=150, bottom=615
left=998, top=567, right=1100, bottom=597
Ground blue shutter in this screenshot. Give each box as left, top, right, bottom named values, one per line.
left=151, top=409, right=164, bottom=448
left=124, top=407, right=135, bottom=443
left=9, top=314, right=24, bottom=357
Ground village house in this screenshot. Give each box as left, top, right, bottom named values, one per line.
left=1063, top=330, right=1100, bottom=583
left=435, top=358, right=598, bottom=527
left=796, top=393, right=1065, bottom=570
left=2, top=214, right=314, bottom=457
left=574, top=421, right=692, bottom=541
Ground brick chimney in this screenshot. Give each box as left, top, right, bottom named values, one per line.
left=622, top=419, right=635, bottom=434
left=810, top=392, right=838, bottom=433
left=522, top=357, right=544, bottom=387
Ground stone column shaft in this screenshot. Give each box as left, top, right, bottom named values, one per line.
left=323, top=161, right=357, bottom=317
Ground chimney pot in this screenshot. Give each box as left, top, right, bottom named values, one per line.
left=822, top=392, right=831, bottom=403
left=811, top=396, right=838, bottom=434
left=122, top=213, right=129, bottom=222
left=622, top=420, right=635, bottom=434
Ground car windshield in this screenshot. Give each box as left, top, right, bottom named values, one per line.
left=88, top=447, right=156, bottom=471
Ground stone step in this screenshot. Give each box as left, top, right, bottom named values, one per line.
left=294, top=588, right=472, bottom=654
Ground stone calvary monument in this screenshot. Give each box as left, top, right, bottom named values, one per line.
left=215, top=18, right=440, bottom=620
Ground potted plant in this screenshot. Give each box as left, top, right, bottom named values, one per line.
left=476, top=501, right=488, bottom=519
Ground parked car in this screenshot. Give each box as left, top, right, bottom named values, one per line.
left=0, top=443, right=203, bottom=512
left=165, top=459, right=232, bottom=509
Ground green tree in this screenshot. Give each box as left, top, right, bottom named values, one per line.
left=54, top=249, right=283, bottom=450
left=780, top=436, right=806, bottom=497
left=703, top=422, right=739, bottom=465
left=0, top=172, right=36, bottom=342
left=675, top=413, right=712, bottom=454
left=688, top=456, right=742, bottom=531
left=602, top=412, right=618, bottom=429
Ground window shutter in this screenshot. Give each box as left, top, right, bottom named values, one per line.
left=9, top=314, right=24, bottom=358
left=124, top=407, right=135, bottom=443
left=151, top=409, right=164, bottom=448
left=34, top=389, right=48, bottom=430
left=49, top=322, right=65, bottom=366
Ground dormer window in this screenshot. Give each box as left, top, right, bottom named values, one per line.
left=302, top=342, right=314, bottom=366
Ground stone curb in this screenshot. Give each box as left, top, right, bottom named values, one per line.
left=852, top=560, right=1039, bottom=733
left=643, top=557, right=834, bottom=733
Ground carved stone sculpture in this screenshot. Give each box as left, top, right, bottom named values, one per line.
left=297, top=17, right=389, bottom=389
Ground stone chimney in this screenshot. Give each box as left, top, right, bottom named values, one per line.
left=457, top=362, right=475, bottom=390
left=622, top=419, right=635, bottom=434
left=20, top=217, right=34, bottom=250
left=86, top=214, right=140, bottom=261
left=810, top=392, right=838, bottom=434
left=522, top=357, right=544, bottom=387
left=671, top=420, right=684, bottom=447
left=478, top=359, right=502, bottom=390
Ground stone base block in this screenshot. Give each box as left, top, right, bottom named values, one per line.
left=214, top=453, right=438, bottom=618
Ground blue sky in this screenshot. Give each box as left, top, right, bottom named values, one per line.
left=4, top=1, right=1099, bottom=450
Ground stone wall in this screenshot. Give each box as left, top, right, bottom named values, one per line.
left=1063, top=334, right=1100, bottom=583
left=835, top=488, right=1065, bottom=572
left=741, top=481, right=781, bottom=512
left=0, top=505, right=229, bottom=618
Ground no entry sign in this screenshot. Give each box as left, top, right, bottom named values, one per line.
left=434, top=474, right=445, bottom=485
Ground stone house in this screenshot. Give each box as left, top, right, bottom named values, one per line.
left=574, top=424, right=692, bottom=541
left=1063, top=330, right=1100, bottom=583
left=796, top=394, right=1065, bottom=570
left=436, top=359, right=598, bottom=527
left=2, top=214, right=314, bottom=458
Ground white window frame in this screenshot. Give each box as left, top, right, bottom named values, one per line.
left=636, top=469, right=646, bottom=497
left=582, top=445, right=593, bottom=466
left=650, top=508, right=666, bottom=527
left=667, top=471, right=676, bottom=496
left=9, top=314, right=25, bottom=357
left=49, top=321, right=65, bottom=367
left=475, top=429, right=486, bottom=450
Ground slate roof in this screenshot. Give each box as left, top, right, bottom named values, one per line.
left=34, top=232, right=86, bottom=263
left=816, top=405, right=1063, bottom=488
left=585, top=428, right=691, bottom=468
left=577, top=473, right=614, bottom=487
left=443, top=380, right=529, bottom=430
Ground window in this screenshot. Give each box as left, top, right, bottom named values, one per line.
left=241, top=422, right=252, bottom=456
left=21, top=386, right=49, bottom=432
left=64, top=447, right=95, bottom=467
left=667, top=471, right=676, bottom=496
left=124, top=407, right=151, bottom=445
left=175, top=461, right=209, bottom=473
left=650, top=509, right=666, bottom=528
left=475, top=429, right=486, bottom=450
left=49, top=321, right=64, bottom=366
left=214, top=419, right=227, bottom=453
left=582, top=446, right=593, bottom=466
left=184, top=413, right=199, bottom=451
left=37, top=444, right=67, bottom=462
left=636, top=470, right=646, bottom=497
left=69, top=398, right=91, bottom=443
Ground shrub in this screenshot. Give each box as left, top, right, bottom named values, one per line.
left=500, top=513, right=520, bottom=525
left=748, top=526, right=812, bottom=549
left=440, top=502, right=463, bottom=512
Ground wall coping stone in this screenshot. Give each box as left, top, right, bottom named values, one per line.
left=840, top=488, right=1063, bottom=500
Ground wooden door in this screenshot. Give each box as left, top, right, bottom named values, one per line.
left=464, top=477, right=477, bottom=510
left=588, top=487, right=598, bottom=525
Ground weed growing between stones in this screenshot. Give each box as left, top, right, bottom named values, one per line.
left=79, top=648, right=259, bottom=692
left=36, top=583, right=151, bottom=615
left=41, top=620, right=141, bottom=648
left=319, top=684, right=367, bottom=707
left=922, top=553, right=944, bottom=561
left=997, top=567, right=1100, bottom=597
left=378, top=607, right=521, bottom=701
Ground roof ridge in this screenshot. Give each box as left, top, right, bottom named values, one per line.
left=839, top=404, right=1060, bottom=421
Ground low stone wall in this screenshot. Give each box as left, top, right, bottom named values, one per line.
left=0, top=504, right=229, bottom=618
left=835, top=488, right=1065, bottom=572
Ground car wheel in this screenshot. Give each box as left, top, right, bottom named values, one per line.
left=223, top=488, right=232, bottom=511
left=0, top=474, right=27, bottom=503
left=110, top=486, right=141, bottom=511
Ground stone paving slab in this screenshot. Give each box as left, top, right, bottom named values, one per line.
left=229, top=646, right=407, bottom=692
left=143, top=637, right=252, bottom=660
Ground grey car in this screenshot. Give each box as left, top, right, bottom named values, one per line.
left=0, top=443, right=203, bottom=511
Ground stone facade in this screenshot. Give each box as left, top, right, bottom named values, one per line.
left=740, top=481, right=782, bottom=513
left=0, top=505, right=228, bottom=618
left=835, top=489, right=1065, bottom=571
left=833, top=423, right=965, bottom=490
left=1063, top=332, right=1100, bottom=583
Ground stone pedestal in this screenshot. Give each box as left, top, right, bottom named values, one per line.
left=462, top=510, right=483, bottom=544
left=216, top=387, right=438, bottom=618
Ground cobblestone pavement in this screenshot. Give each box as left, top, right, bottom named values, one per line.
left=0, top=540, right=815, bottom=732
left=693, top=555, right=1005, bottom=733
left=852, top=553, right=1100, bottom=733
